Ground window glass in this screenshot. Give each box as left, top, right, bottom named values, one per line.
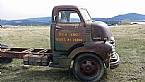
left=58, top=11, right=81, bottom=23
left=80, top=8, right=92, bottom=21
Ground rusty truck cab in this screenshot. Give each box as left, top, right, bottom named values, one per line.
left=51, top=5, right=119, bottom=81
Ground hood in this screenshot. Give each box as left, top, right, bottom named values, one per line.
left=91, top=21, right=112, bottom=41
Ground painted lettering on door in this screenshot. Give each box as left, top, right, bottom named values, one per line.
left=56, top=33, right=83, bottom=42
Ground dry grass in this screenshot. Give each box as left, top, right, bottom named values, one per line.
left=107, top=25, right=145, bottom=82
left=0, top=25, right=145, bottom=82
left=0, top=26, right=50, bottom=48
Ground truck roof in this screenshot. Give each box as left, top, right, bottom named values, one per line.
left=52, top=5, right=81, bottom=16
left=54, top=5, right=79, bottom=9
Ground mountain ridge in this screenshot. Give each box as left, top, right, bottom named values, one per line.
left=1, top=13, right=145, bottom=26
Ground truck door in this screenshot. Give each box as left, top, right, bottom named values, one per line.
left=54, top=10, right=85, bottom=51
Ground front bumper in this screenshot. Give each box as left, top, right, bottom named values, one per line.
left=110, top=52, right=120, bottom=69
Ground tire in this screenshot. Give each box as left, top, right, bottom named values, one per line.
left=0, top=57, right=12, bottom=64
left=73, top=53, right=105, bottom=82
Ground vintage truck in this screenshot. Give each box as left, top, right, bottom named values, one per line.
left=0, top=5, right=119, bottom=82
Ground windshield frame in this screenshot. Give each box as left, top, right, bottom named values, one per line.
left=79, top=8, right=92, bottom=21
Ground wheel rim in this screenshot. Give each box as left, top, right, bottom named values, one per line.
left=79, top=59, right=99, bottom=77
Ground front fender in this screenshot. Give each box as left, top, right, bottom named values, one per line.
left=68, top=42, right=112, bottom=66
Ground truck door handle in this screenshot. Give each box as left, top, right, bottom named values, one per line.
left=56, top=26, right=62, bottom=29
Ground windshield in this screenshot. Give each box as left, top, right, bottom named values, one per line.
left=79, top=8, right=92, bottom=21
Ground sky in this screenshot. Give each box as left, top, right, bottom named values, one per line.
left=1, top=0, right=145, bottom=20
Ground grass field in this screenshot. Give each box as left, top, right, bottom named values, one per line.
left=0, top=25, right=145, bottom=82
left=0, top=26, right=50, bottom=48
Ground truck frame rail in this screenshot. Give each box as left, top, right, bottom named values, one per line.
left=0, top=47, right=53, bottom=66
left=0, top=48, right=52, bottom=59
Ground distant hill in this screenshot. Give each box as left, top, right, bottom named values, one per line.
left=94, top=13, right=145, bottom=21
left=112, top=13, right=145, bottom=21
left=0, top=17, right=51, bottom=26
left=94, top=13, right=145, bottom=25
left=1, top=13, right=145, bottom=26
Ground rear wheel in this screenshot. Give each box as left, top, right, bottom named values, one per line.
left=0, top=57, right=12, bottom=64
left=73, top=53, right=105, bottom=82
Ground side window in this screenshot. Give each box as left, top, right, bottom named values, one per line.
left=58, top=11, right=81, bottom=23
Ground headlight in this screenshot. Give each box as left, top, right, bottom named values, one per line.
left=105, top=37, right=116, bottom=52
left=109, top=37, right=115, bottom=46
left=110, top=37, right=115, bottom=41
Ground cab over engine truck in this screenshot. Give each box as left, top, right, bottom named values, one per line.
left=0, top=5, right=120, bottom=81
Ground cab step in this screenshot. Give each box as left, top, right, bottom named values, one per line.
left=49, top=62, right=65, bottom=68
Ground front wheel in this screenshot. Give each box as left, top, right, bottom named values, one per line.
left=73, top=53, right=105, bottom=82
